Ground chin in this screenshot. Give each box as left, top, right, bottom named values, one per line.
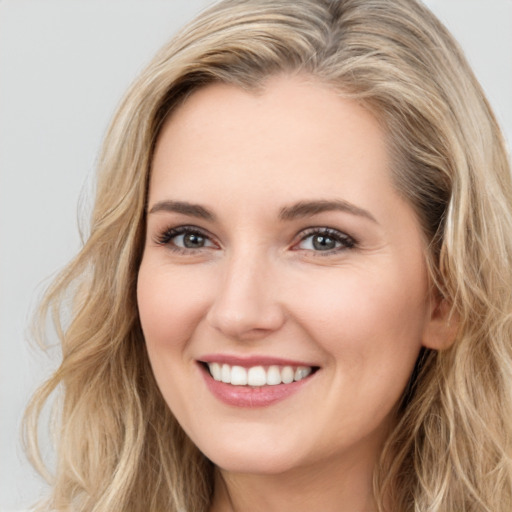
left=211, top=452, right=300, bottom=476
left=194, top=433, right=308, bottom=475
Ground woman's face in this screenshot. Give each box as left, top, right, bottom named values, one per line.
left=137, top=75, right=439, bottom=476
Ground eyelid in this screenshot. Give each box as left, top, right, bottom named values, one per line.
left=292, top=227, right=357, bottom=253
left=152, top=224, right=356, bottom=255
left=153, top=224, right=219, bottom=251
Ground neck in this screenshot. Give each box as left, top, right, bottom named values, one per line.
left=209, top=450, right=380, bottom=512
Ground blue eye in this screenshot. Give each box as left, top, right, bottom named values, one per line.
left=174, top=232, right=213, bottom=249
left=156, top=226, right=216, bottom=251
left=296, top=228, right=355, bottom=252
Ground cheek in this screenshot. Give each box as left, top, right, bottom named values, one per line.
left=289, top=263, right=429, bottom=371
left=136, top=260, right=212, bottom=421
left=137, top=261, right=209, bottom=351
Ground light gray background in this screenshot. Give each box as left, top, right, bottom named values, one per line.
left=1, top=1, right=511, bottom=510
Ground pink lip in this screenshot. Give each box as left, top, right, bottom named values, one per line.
left=197, top=359, right=317, bottom=408
left=199, top=353, right=316, bottom=368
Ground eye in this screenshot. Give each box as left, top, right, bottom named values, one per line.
left=155, top=226, right=217, bottom=252
left=295, top=228, right=355, bottom=253
left=174, top=231, right=213, bottom=249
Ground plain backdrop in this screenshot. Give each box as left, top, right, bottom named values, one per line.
left=1, top=1, right=511, bottom=510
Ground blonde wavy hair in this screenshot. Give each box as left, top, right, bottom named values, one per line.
left=25, top=0, right=512, bottom=510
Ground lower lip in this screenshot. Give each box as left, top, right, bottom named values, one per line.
left=199, top=364, right=315, bottom=408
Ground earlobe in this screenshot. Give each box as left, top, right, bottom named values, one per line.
left=422, top=296, right=459, bottom=351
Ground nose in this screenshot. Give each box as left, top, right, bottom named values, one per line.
left=206, top=250, right=286, bottom=341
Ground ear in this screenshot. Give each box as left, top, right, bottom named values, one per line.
left=422, top=293, right=459, bottom=351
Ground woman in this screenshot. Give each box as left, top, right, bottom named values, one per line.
left=25, top=0, right=512, bottom=510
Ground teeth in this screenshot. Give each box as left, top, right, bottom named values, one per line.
left=206, top=363, right=313, bottom=387
left=210, top=362, right=222, bottom=381
left=221, top=364, right=231, bottom=383
left=231, top=365, right=247, bottom=385
left=295, top=367, right=311, bottom=380
left=281, top=366, right=294, bottom=384
left=267, top=365, right=281, bottom=385
left=247, top=366, right=266, bottom=386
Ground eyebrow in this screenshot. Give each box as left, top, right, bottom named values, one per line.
left=147, top=198, right=377, bottom=224
left=279, top=199, right=377, bottom=223
left=148, top=200, right=216, bottom=221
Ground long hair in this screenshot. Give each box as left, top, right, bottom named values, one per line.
left=25, top=1, right=512, bottom=510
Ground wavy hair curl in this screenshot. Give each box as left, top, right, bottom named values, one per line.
left=25, top=1, right=512, bottom=510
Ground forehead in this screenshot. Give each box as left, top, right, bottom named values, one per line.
left=150, top=75, right=391, bottom=202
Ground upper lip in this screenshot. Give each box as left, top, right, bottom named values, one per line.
left=198, top=354, right=319, bottom=368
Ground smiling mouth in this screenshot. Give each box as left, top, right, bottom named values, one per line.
left=202, top=362, right=319, bottom=387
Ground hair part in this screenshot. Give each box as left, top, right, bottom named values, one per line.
left=25, top=1, right=512, bottom=511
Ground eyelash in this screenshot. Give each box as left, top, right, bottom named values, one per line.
left=294, top=227, right=356, bottom=254
left=154, top=225, right=357, bottom=255
left=154, top=225, right=216, bottom=254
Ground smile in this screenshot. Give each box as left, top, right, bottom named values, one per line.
left=207, top=362, right=313, bottom=387
left=198, top=357, right=319, bottom=407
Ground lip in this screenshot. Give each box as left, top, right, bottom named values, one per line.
left=197, top=356, right=318, bottom=408
left=199, top=354, right=316, bottom=368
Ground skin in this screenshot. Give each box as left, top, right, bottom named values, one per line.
left=137, top=74, right=451, bottom=512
